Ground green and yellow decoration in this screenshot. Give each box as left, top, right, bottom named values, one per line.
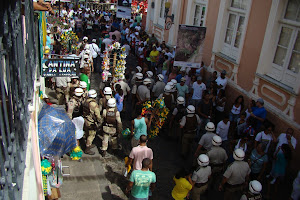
left=41, top=159, right=52, bottom=196
left=70, top=146, right=83, bottom=161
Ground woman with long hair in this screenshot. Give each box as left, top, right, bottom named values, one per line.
left=171, top=168, right=193, bottom=200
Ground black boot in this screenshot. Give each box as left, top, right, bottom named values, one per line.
left=85, top=146, right=95, bottom=155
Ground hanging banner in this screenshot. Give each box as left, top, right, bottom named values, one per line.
left=174, top=25, right=206, bottom=68
left=41, top=59, right=80, bottom=77
left=116, top=0, right=132, bottom=19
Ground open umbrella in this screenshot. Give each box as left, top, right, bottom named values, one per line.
left=38, top=104, right=76, bottom=156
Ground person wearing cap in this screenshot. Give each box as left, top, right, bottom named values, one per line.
left=137, top=78, right=151, bottom=106
left=99, top=73, right=113, bottom=98
left=240, top=180, right=262, bottom=200
left=53, top=77, right=71, bottom=105
left=100, top=98, right=122, bottom=157
left=67, top=88, right=84, bottom=119
left=180, top=105, right=201, bottom=158
left=131, top=72, right=143, bottom=114
left=90, top=39, right=100, bottom=72
left=131, top=66, right=143, bottom=85
left=82, top=89, right=103, bottom=155
left=248, top=98, right=267, bottom=130
left=149, top=46, right=159, bottom=71
left=152, top=74, right=166, bottom=99
left=69, top=77, right=80, bottom=97
left=175, top=67, right=186, bottom=83
left=79, top=36, right=89, bottom=49
left=158, top=85, right=175, bottom=111
left=216, top=70, right=228, bottom=93
left=169, top=97, right=186, bottom=139
left=80, top=66, right=91, bottom=91
left=191, top=154, right=211, bottom=200
left=219, top=149, right=251, bottom=200
left=176, top=77, right=189, bottom=102
left=146, top=71, right=155, bottom=90
left=80, top=81, right=88, bottom=100
left=99, top=87, right=116, bottom=113
left=195, top=122, right=216, bottom=157
left=190, top=76, right=206, bottom=108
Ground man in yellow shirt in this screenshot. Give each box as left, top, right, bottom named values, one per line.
left=149, top=46, right=159, bottom=71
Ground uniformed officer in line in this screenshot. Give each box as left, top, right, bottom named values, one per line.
left=240, top=180, right=262, bottom=200
left=99, top=87, right=115, bottom=113
left=80, top=81, right=88, bottom=100
left=152, top=74, right=165, bottom=99
left=206, top=135, right=228, bottom=189
left=170, top=79, right=178, bottom=98
left=67, top=88, right=84, bottom=119
left=158, top=85, right=175, bottom=112
left=219, top=149, right=251, bottom=200
left=191, top=154, right=211, bottom=200
left=194, top=122, right=216, bottom=157
left=83, top=89, right=103, bottom=155
left=53, top=77, right=71, bottom=105
left=179, top=105, right=201, bottom=159
left=145, top=71, right=155, bottom=90
left=69, top=77, right=80, bottom=97
left=137, top=78, right=151, bottom=105
left=169, top=96, right=186, bottom=139
left=131, top=72, right=143, bottom=115
left=100, top=98, right=122, bottom=157
left=99, top=72, right=112, bottom=98
left=131, top=66, right=143, bottom=86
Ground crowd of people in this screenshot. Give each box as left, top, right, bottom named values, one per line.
left=42, top=5, right=300, bottom=200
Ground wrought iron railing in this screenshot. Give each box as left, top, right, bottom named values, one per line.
left=0, top=0, right=37, bottom=199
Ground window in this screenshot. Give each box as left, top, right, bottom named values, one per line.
left=193, top=4, right=206, bottom=27
left=159, top=0, right=165, bottom=18
left=222, top=0, right=248, bottom=60
left=270, top=0, right=300, bottom=88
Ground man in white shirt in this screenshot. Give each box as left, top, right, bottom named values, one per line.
left=216, top=70, right=228, bottom=93
left=191, top=76, right=206, bottom=108
left=275, top=128, right=297, bottom=154
left=90, top=39, right=100, bottom=72
left=255, top=123, right=277, bottom=153
left=216, top=115, right=230, bottom=152
left=53, top=77, right=71, bottom=105
left=102, top=35, right=112, bottom=49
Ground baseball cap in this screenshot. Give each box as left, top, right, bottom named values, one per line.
left=180, top=77, right=186, bottom=82
left=257, top=98, right=264, bottom=104
left=92, top=39, right=97, bottom=43
left=221, top=70, right=227, bottom=75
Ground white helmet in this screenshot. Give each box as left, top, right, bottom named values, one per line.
left=88, top=89, right=97, bottom=98
left=212, top=135, right=222, bottom=146
left=83, top=36, right=88, bottom=40
left=205, top=122, right=215, bottom=132
left=83, top=54, right=89, bottom=59
left=176, top=96, right=185, bottom=105
left=157, top=74, right=164, bottom=81
left=249, top=180, right=262, bottom=194
left=74, top=88, right=84, bottom=97
left=143, top=78, right=152, bottom=85
left=197, top=154, right=209, bottom=166
left=103, top=87, right=112, bottom=95
left=80, top=81, right=87, bottom=88
left=233, top=149, right=245, bottom=161
left=146, top=71, right=153, bottom=78
left=164, top=85, right=172, bottom=93
left=84, top=44, right=90, bottom=50
left=171, top=79, right=177, bottom=84
left=167, top=82, right=174, bottom=88
left=107, top=98, right=116, bottom=108
left=186, top=105, right=195, bottom=114
left=136, top=73, right=143, bottom=80
left=85, top=49, right=91, bottom=54
left=136, top=66, right=142, bottom=72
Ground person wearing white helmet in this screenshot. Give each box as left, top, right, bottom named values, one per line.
left=219, top=148, right=251, bottom=200
left=131, top=72, right=143, bottom=113
left=169, top=96, right=186, bottom=139
left=240, top=180, right=262, bottom=200
left=207, top=135, right=228, bottom=173
left=131, top=66, right=143, bottom=85
left=158, top=84, right=175, bottom=111
left=136, top=78, right=151, bottom=107
left=82, top=89, right=103, bottom=155
left=146, top=71, right=155, bottom=90
left=195, top=122, right=216, bottom=157
left=67, top=88, right=84, bottom=119
left=152, top=74, right=166, bottom=99
left=79, top=81, right=89, bottom=100
left=170, top=79, right=178, bottom=97
left=191, top=154, right=211, bottom=200
left=100, top=98, right=123, bottom=157
left=80, top=66, right=91, bottom=94
left=99, top=87, right=116, bottom=113
left=179, top=105, right=201, bottom=158
left=69, top=76, right=80, bottom=97
left=99, top=73, right=113, bottom=98
left=176, top=77, right=189, bottom=101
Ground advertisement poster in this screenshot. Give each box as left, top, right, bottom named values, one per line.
left=174, top=25, right=206, bottom=68
left=42, top=59, right=80, bottom=77
left=117, top=0, right=132, bottom=19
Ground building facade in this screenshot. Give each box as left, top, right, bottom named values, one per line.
left=146, top=0, right=300, bottom=170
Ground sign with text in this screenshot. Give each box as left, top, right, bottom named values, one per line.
left=42, top=59, right=80, bottom=77
left=174, top=25, right=206, bottom=68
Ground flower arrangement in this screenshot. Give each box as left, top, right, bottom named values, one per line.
left=41, top=158, right=52, bottom=196
left=60, top=31, right=79, bottom=53
left=141, top=98, right=169, bottom=138
left=70, top=146, right=83, bottom=161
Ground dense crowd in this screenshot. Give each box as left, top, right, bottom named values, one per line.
left=43, top=5, right=300, bottom=200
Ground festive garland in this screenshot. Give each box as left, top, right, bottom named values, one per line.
left=102, top=42, right=127, bottom=82
left=41, top=159, right=52, bottom=196
left=141, top=98, right=169, bottom=138
left=60, top=31, right=79, bottom=53
left=70, top=146, right=83, bottom=161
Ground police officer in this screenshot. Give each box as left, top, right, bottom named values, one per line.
left=67, top=88, right=84, bottom=119
left=100, top=98, right=122, bottom=157
left=131, top=66, right=143, bottom=85
left=137, top=78, right=151, bottom=105
left=83, top=89, right=103, bottom=155
left=99, top=73, right=112, bottom=97
left=169, top=96, right=186, bottom=139
left=179, top=105, right=201, bottom=158
left=170, top=79, right=178, bottom=98
left=131, top=72, right=143, bottom=114
left=80, top=81, right=88, bottom=100
left=191, top=154, right=211, bottom=200
left=207, top=135, right=228, bottom=173
left=240, top=180, right=262, bottom=200
left=158, top=85, right=175, bottom=111
left=99, top=87, right=115, bottom=113
left=69, top=77, right=80, bottom=97
left=194, top=122, right=216, bottom=157
left=219, top=149, right=251, bottom=200
left=152, top=74, right=165, bottom=99
left=146, top=71, right=155, bottom=90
